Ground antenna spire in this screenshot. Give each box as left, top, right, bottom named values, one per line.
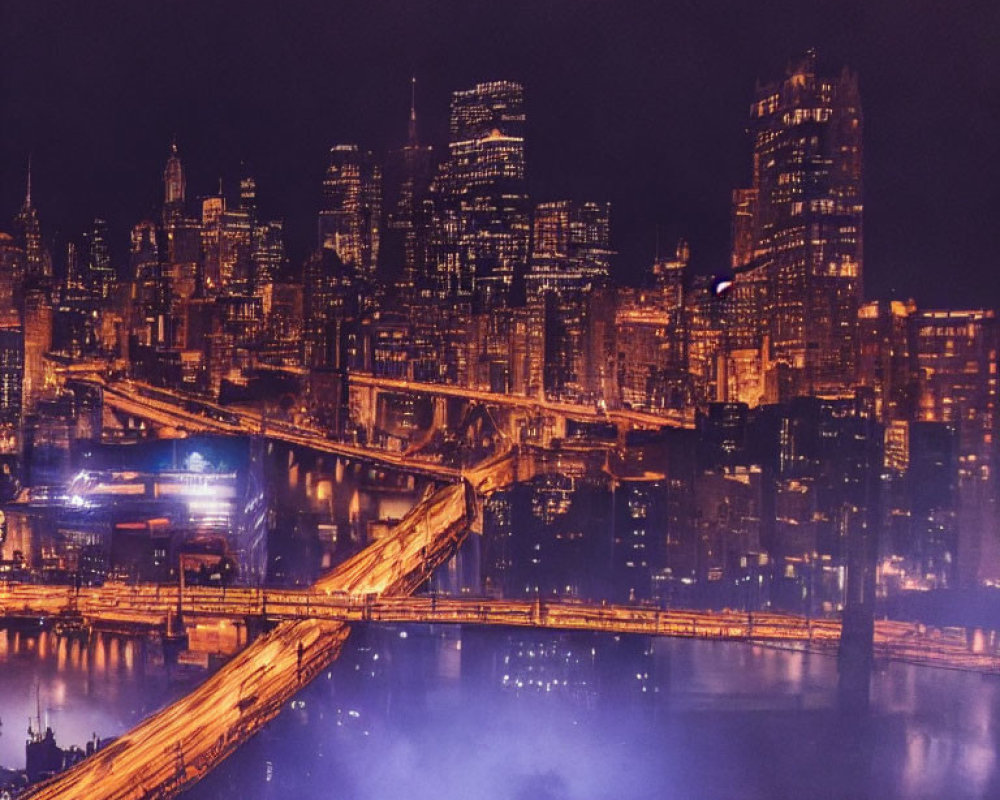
left=408, top=76, right=418, bottom=146
left=25, top=154, right=32, bottom=207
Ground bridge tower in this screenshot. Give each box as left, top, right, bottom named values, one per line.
left=837, top=414, right=882, bottom=713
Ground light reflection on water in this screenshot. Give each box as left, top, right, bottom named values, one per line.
left=0, top=623, right=997, bottom=797
left=180, top=626, right=1000, bottom=800
left=0, top=626, right=202, bottom=769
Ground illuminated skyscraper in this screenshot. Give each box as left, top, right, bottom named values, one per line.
left=13, top=158, right=48, bottom=282
left=0, top=325, right=24, bottom=453
left=302, top=246, right=358, bottom=370
left=732, top=50, right=863, bottom=397
left=83, top=218, right=116, bottom=299
left=21, top=288, right=51, bottom=416
left=433, top=81, right=530, bottom=306
left=201, top=191, right=226, bottom=292
left=219, top=206, right=252, bottom=292
left=0, top=234, right=25, bottom=322
left=251, top=220, right=286, bottom=289
left=912, top=310, right=1000, bottom=585
left=527, top=201, right=613, bottom=401
left=318, top=145, right=381, bottom=279
left=162, top=139, right=186, bottom=227
left=130, top=221, right=159, bottom=285
left=527, top=200, right=612, bottom=300
left=856, top=299, right=918, bottom=424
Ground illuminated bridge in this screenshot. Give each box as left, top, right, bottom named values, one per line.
left=93, top=377, right=464, bottom=481
left=4, top=582, right=999, bottom=678
left=3, top=582, right=999, bottom=676
left=5, top=403, right=990, bottom=798
left=20, top=456, right=485, bottom=799
left=347, top=371, right=696, bottom=433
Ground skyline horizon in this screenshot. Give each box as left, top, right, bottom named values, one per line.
left=1, top=1, right=997, bottom=308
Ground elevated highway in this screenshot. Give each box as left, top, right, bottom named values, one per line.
left=348, top=372, right=696, bottom=431
left=22, top=467, right=483, bottom=798
left=93, top=378, right=464, bottom=481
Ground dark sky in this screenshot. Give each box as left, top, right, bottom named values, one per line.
left=1, top=0, right=998, bottom=306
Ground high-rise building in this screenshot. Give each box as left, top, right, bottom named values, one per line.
left=251, top=220, right=286, bottom=290
left=219, top=207, right=253, bottom=292
left=0, top=234, right=25, bottom=323
left=383, top=77, right=435, bottom=293
left=856, top=300, right=918, bottom=424
left=302, top=246, right=358, bottom=369
left=130, top=221, right=159, bottom=285
left=527, top=200, right=612, bottom=301
left=13, top=158, right=49, bottom=282
left=527, top=201, right=614, bottom=401
left=318, top=145, right=382, bottom=279
left=163, top=139, right=187, bottom=228
left=83, top=218, right=116, bottom=299
left=732, top=50, right=863, bottom=397
left=0, top=326, right=24, bottom=452
left=21, top=288, right=51, bottom=417
left=432, top=81, right=530, bottom=306
left=912, top=310, right=1000, bottom=585
left=200, top=192, right=226, bottom=292
left=616, top=288, right=690, bottom=411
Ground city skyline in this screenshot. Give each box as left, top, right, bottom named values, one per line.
left=1, top=5, right=1000, bottom=797
left=1, top=1, right=998, bottom=307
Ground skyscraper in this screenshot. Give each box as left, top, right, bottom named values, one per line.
left=732, top=50, right=863, bottom=397
left=318, top=145, right=381, bottom=279
left=0, top=325, right=24, bottom=453
left=201, top=191, right=226, bottom=292
left=13, top=158, right=48, bottom=282
left=527, top=201, right=613, bottom=401
left=432, top=81, right=530, bottom=306
left=83, top=218, right=116, bottom=299
left=527, top=200, right=612, bottom=300
left=912, top=309, right=1000, bottom=585
left=383, top=77, right=435, bottom=293
left=163, top=139, right=187, bottom=228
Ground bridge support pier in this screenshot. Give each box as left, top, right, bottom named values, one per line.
left=837, top=426, right=881, bottom=715
left=837, top=604, right=874, bottom=713
left=432, top=396, right=447, bottom=431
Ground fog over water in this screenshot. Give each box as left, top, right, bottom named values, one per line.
left=0, top=622, right=997, bottom=798
left=2, top=445, right=998, bottom=797
left=183, top=625, right=1000, bottom=800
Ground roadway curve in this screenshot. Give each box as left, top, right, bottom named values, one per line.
left=23, top=478, right=477, bottom=798
left=95, top=378, right=462, bottom=481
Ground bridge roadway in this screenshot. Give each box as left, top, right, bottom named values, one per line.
left=4, top=582, right=999, bottom=677
left=95, top=378, right=463, bottom=481
left=348, top=372, right=696, bottom=430
left=22, top=472, right=477, bottom=799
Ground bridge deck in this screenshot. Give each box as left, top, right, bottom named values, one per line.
left=94, top=377, right=462, bottom=480
left=3, top=582, right=999, bottom=676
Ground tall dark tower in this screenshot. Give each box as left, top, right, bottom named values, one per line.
left=383, top=77, right=434, bottom=292
left=162, top=139, right=187, bottom=228
left=732, top=50, right=863, bottom=397
left=13, top=157, right=47, bottom=281
left=407, top=74, right=419, bottom=148
left=432, top=81, right=530, bottom=306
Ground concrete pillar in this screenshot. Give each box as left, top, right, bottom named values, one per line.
left=432, top=396, right=447, bottom=431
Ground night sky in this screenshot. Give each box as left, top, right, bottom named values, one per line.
left=1, top=0, right=997, bottom=307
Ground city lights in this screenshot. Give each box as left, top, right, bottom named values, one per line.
left=0, top=5, right=995, bottom=799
